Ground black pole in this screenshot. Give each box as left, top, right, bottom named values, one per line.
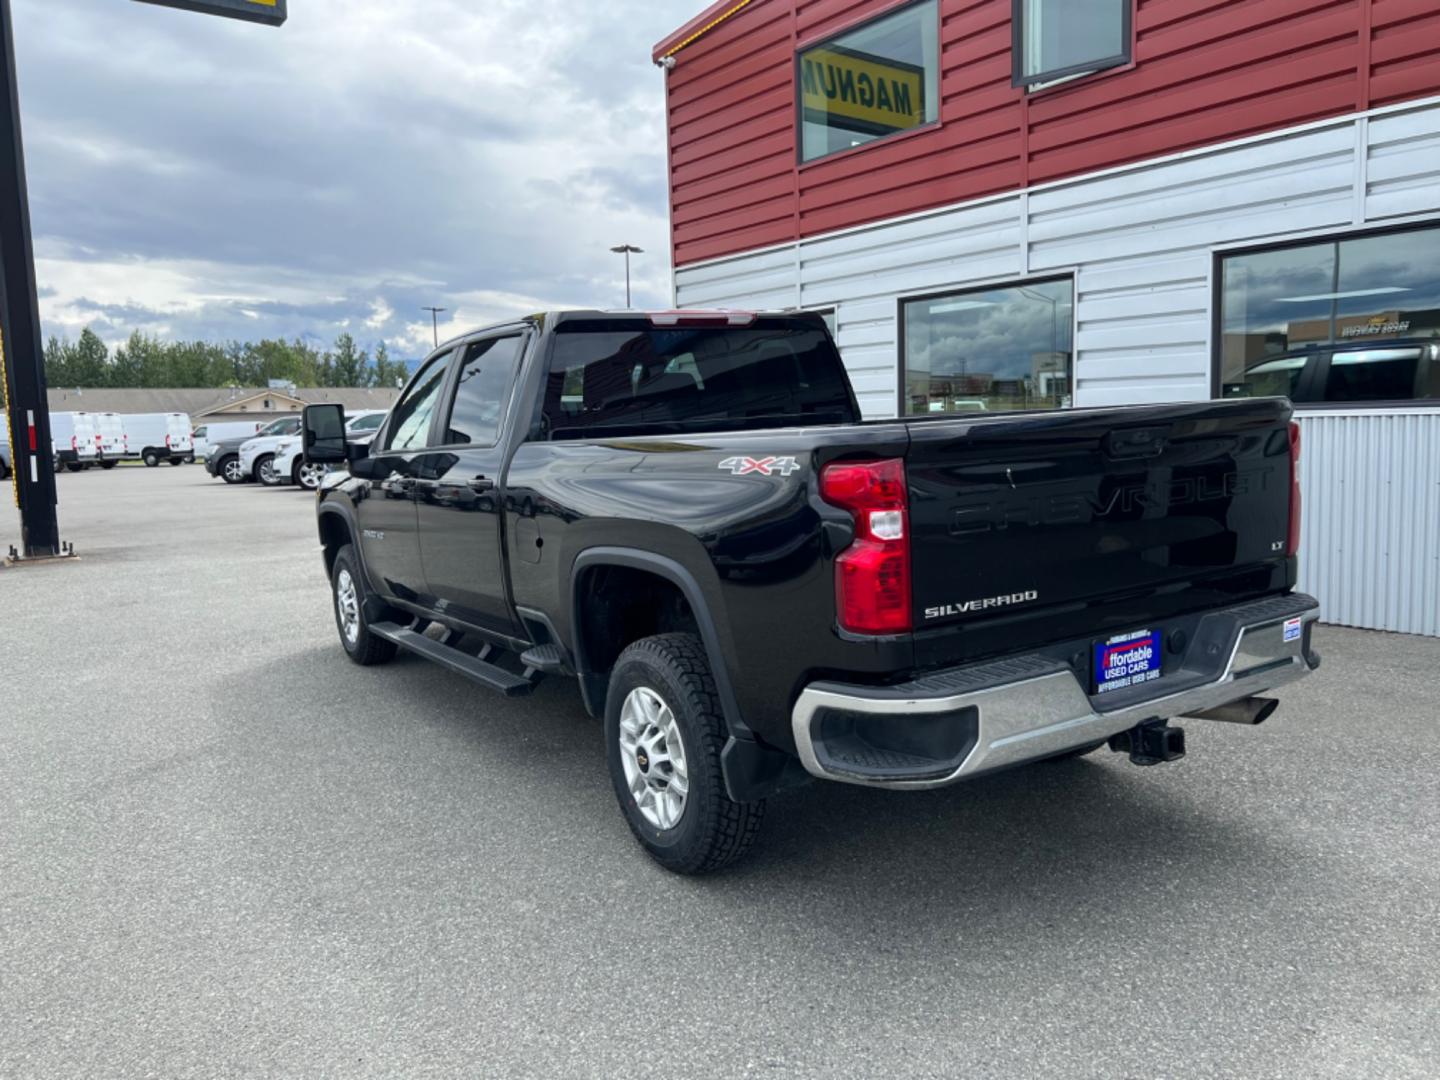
left=0, top=0, right=60, bottom=557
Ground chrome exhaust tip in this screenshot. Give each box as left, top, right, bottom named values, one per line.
left=1184, top=696, right=1280, bottom=726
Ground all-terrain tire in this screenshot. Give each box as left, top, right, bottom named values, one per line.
left=330, top=544, right=397, bottom=666
left=605, top=633, right=764, bottom=874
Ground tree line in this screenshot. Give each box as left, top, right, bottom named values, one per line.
left=42, top=328, right=413, bottom=390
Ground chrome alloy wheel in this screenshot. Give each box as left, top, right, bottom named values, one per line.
left=335, top=568, right=360, bottom=645
left=258, top=458, right=278, bottom=485
left=618, top=686, right=690, bottom=830
left=223, top=457, right=245, bottom=482
left=297, top=461, right=327, bottom=490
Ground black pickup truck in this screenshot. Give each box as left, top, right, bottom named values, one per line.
left=301, top=310, right=1320, bottom=874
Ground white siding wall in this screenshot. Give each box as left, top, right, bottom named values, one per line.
left=674, top=97, right=1440, bottom=634
left=675, top=97, right=1440, bottom=415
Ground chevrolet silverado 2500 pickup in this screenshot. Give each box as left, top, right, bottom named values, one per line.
left=301, top=310, right=1320, bottom=874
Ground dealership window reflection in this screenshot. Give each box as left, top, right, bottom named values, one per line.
left=904, top=279, right=1074, bottom=415
left=798, top=0, right=939, bottom=163
left=1221, top=224, right=1440, bottom=404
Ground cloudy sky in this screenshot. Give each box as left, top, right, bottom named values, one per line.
left=14, top=0, right=698, bottom=360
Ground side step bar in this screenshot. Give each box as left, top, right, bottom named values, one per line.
left=369, top=622, right=537, bottom=697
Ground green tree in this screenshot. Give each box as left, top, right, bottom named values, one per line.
left=372, top=341, right=408, bottom=389
left=329, top=332, right=371, bottom=387
left=72, top=329, right=110, bottom=386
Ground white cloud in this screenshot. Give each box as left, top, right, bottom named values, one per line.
left=15, top=0, right=695, bottom=360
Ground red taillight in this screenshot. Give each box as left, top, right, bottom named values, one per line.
left=1286, top=420, right=1301, bottom=557
left=820, top=457, right=911, bottom=634
left=71, top=436, right=77, bottom=450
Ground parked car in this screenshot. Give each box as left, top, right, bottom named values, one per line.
left=193, top=420, right=266, bottom=462
left=206, top=415, right=302, bottom=484
left=274, top=411, right=387, bottom=490
left=48, top=412, right=99, bottom=471
left=301, top=310, right=1320, bottom=874
left=1223, top=339, right=1440, bottom=403
left=93, top=412, right=126, bottom=468
left=119, top=412, right=194, bottom=466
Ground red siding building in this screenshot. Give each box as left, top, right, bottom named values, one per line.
left=655, top=0, right=1440, bottom=637
left=657, top=0, right=1440, bottom=267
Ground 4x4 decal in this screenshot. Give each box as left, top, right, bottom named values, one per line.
left=718, top=456, right=801, bottom=476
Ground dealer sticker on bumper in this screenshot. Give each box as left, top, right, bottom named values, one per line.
left=1283, top=617, right=1303, bottom=643
left=1094, top=628, right=1163, bottom=695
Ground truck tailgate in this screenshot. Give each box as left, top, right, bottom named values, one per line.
left=904, top=398, right=1295, bottom=667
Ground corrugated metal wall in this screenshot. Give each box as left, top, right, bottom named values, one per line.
left=1296, top=410, right=1440, bottom=636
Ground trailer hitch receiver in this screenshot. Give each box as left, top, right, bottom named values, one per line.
left=1108, top=719, right=1186, bottom=766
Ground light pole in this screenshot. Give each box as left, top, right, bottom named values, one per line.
left=422, top=306, right=445, bottom=349
left=610, top=244, right=642, bottom=308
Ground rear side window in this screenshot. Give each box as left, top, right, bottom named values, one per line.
left=348, top=413, right=385, bottom=433
left=538, top=318, right=857, bottom=440
left=443, top=336, right=525, bottom=446
left=1323, top=347, right=1430, bottom=402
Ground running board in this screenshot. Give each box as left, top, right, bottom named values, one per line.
left=369, top=622, right=537, bottom=696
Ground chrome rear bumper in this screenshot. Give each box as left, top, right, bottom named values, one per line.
left=791, top=593, right=1321, bottom=790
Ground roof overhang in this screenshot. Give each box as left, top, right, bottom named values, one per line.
left=652, top=0, right=758, bottom=63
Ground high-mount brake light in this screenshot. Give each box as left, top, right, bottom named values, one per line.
left=647, top=310, right=757, bottom=327
left=819, top=458, right=911, bottom=635
left=1287, top=421, right=1301, bottom=558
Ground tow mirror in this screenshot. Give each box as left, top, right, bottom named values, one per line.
left=302, top=404, right=347, bottom=464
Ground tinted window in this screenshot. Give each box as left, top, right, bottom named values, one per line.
left=444, top=336, right=525, bottom=446
left=799, top=0, right=939, bottom=163
left=385, top=355, right=450, bottom=450
left=348, top=413, right=385, bottom=433
left=1016, top=0, right=1131, bottom=87
left=539, top=318, right=857, bottom=440
left=1324, top=347, right=1433, bottom=402
left=903, top=278, right=1073, bottom=414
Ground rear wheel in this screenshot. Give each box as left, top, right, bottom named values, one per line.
left=219, top=455, right=246, bottom=484
left=142, top=450, right=161, bottom=467
left=605, top=633, right=764, bottom=874
left=294, top=459, right=327, bottom=491
left=168, top=457, right=184, bottom=467
left=331, top=545, right=397, bottom=666
left=65, top=462, right=85, bottom=473
left=98, top=460, right=118, bottom=470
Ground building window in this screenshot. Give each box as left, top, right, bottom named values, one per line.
left=902, top=277, right=1074, bottom=415
left=798, top=0, right=939, bottom=164
left=1013, top=0, right=1132, bottom=88
left=1219, top=224, right=1440, bottom=406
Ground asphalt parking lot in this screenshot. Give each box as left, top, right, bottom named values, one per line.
left=2, top=465, right=1437, bottom=1079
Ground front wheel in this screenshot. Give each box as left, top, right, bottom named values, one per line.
left=331, top=545, right=397, bottom=666
left=255, top=454, right=279, bottom=486
left=294, top=459, right=328, bottom=491
left=605, top=633, right=764, bottom=874
left=219, top=455, right=246, bottom=485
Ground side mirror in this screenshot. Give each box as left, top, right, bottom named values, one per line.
left=303, top=404, right=347, bottom=463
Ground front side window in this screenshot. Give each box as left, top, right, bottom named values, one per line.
left=348, top=412, right=385, bottom=433
left=1220, top=224, right=1440, bottom=405
left=903, top=278, right=1073, bottom=415
left=443, top=336, right=525, bottom=446
left=1014, top=0, right=1131, bottom=88
left=799, top=0, right=939, bottom=163
left=385, top=354, right=451, bottom=450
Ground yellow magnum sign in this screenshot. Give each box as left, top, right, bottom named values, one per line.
left=800, top=45, right=925, bottom=136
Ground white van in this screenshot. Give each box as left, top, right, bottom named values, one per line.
left=94, top=412, right=126, bottom=469
left=121, top=413, right=195, bottom=466
left=193, top=420, right=264, bottom=461
left=49, top=412, right=100, bottom=471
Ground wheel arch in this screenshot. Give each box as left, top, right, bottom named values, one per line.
left=570, top=547, right=750, bottom=742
